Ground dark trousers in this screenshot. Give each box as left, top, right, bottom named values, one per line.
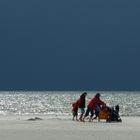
left=84, top=107, right=94, bottom=118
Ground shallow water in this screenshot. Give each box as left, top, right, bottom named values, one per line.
left=0, top=91, right=140, bottom=116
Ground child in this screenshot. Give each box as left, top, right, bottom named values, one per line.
left=72, top=99, right=80, bottom=121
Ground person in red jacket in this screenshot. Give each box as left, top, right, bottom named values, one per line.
left=83, top=93, right=106, bottom=122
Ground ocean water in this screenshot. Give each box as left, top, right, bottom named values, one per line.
left=0, top=91, right=140, bottom=117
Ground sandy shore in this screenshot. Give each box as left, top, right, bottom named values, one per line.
left=0, top=116, right=140, bottom=140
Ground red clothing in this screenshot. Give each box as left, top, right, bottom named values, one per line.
left=79, top=94, right=86, bottom=108
left=87, top=96, right=105, bottom=110
left=72, top=100, right=80, bottom=112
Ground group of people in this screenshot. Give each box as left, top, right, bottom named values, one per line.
left=72, top=92, right=106, bottom=122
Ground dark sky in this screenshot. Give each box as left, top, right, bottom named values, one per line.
left=0, top=0, right=140, bottom=91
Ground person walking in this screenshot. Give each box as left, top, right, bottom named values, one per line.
left=72, top=99, right=80, bottom=121
left=83, top=93, right=106, bottom=122
left=78, top=92, right=87, bottom=121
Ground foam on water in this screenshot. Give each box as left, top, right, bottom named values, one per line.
left=0, top=91, right=140, bottom=116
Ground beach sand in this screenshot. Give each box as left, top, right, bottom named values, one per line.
left=0, top=116, right=140, bottom=140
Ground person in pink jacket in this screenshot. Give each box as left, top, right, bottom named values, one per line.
left=83, top=93, right=106, bottom=122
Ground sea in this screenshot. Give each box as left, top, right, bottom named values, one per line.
left=0, top=91, right=140, bottom=117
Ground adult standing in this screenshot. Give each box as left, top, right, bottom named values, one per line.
left=78, top=92, right=87, bottom=121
